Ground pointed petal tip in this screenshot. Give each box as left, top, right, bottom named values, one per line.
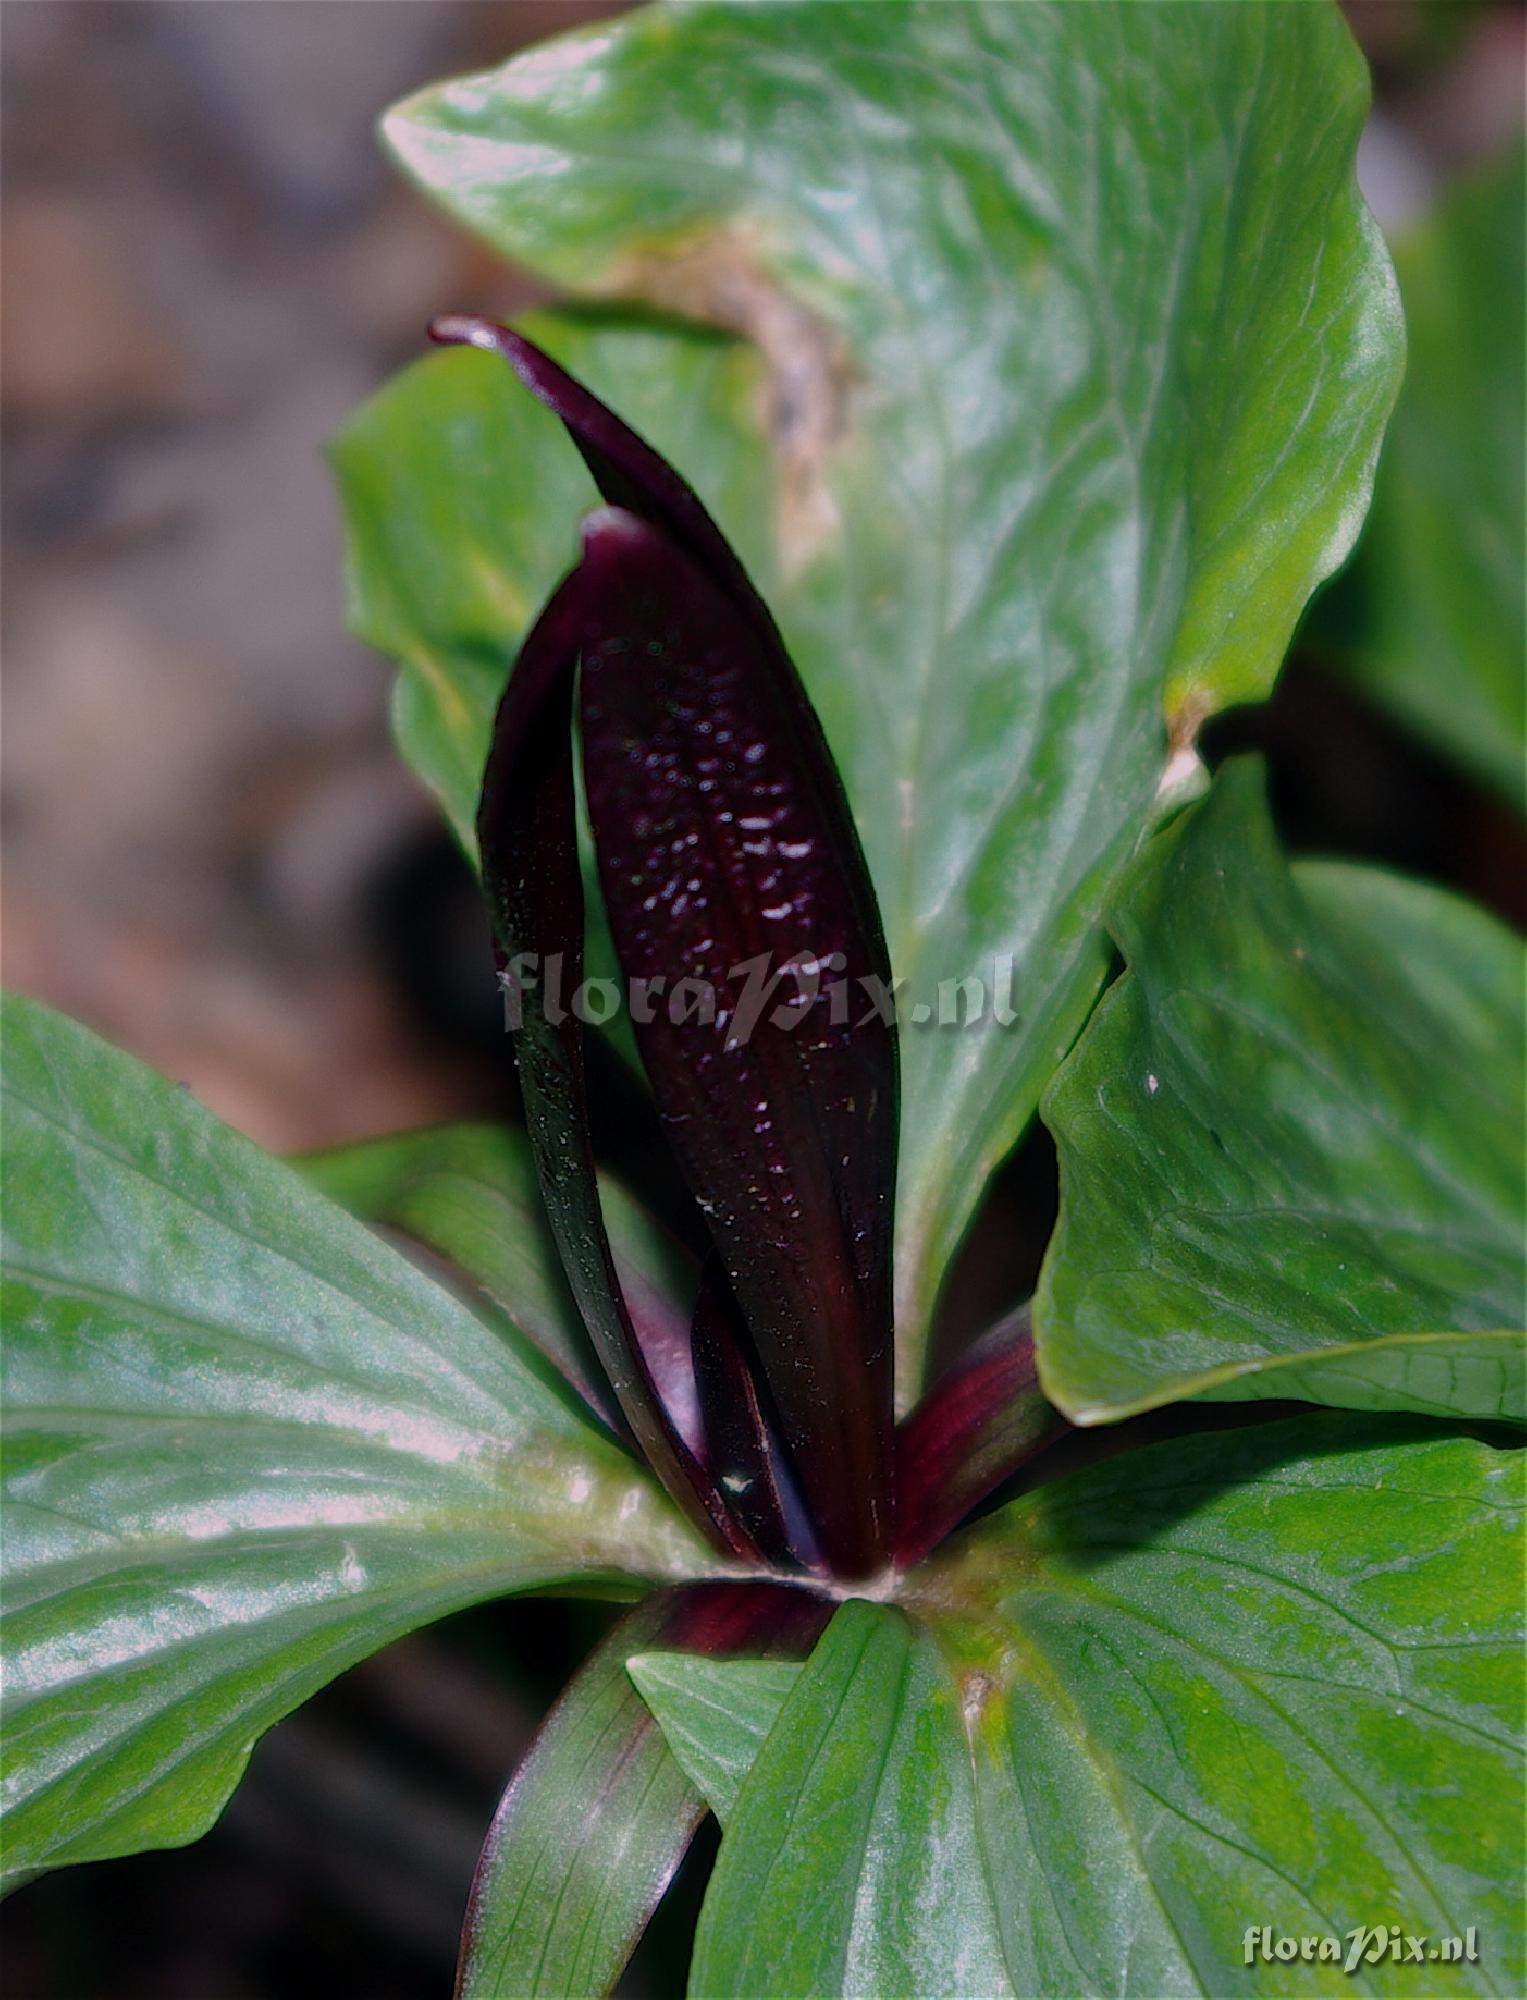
left=428, top=311, right=503, bottom=353
left=427, top=315, right=555, bottom=391
left=426, top=314, right=566, bottom=400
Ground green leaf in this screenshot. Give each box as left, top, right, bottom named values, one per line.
left=462, top=1581, right=826, bottom=1995
left=922, top=1415, right=1525, bottom=1999
left=347, top=0, right=1402, bottom=1398
left=1036, top=761, right=1526, bottom=1427
left=1317, top=146, right=1525, bottom=805
left=626, top=1651, right=800, bottom=1827
left=301, top=1121, right=693, bottom=1434
left=683, top=1419, right=1524, bottom=1997
left=0, top=995, right=713, bottom=1886
left=689, top=1600, right=1015, bottom=1999
left=458, top=1595, right=704, bottom=2000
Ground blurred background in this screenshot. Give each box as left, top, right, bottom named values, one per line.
left=1, top=2, right=1521, bottom=1994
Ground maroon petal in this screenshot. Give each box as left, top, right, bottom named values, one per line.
left=690, top=1257, right=813, bottom=1571
left=620, top=1251, right=705, bottom=1461
left=576, top=508, right=896, bottom=1578
left=429, top=317, right=885, bottom=1035
left=893, top=1308, right=1066, bottom=1567
left=477, top=565, right=752, bottom=1561
left=430, top=314, right=763, bottom=635
left=452, top=318, right=899, bottom=1577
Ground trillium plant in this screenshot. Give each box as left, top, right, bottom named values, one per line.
left=3, top=5, right=1523, bottom=1997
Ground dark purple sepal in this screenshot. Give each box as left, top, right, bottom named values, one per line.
left=664, top=1574, right=831, bottom=1659
left=430, top=314, right=764, bottom=636
left=893, top=1308, right=1066, bottom=1568
left=477, top=565, right=751, bottom=1562
left=690, top=1258, right=813, bottom=1571
left=575, top=508, right=896, bottom=1578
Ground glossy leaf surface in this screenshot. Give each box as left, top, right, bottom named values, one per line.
left=459, top=1582, right=820, bottom=1998
left=458, top=1594, right=704, bottom=2000
left=1037, top=762, right=1526, bottom=1426
left=302, top=1121, right=696, bottom=1438
left=689, top=1600, right=1014, bottom=1999
left=351, top=0, right=1402, bottom=1396
left=0, top=996, right=712, bottom=1886
left=625, top=1651, right=801, bottom=1829
left=1318, top=146, right=1524, bottom=803
left=924, top=1415, right=1524, bottom=1998
left=664, top=1420, right=1524, bottom=1997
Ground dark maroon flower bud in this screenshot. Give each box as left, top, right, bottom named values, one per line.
left=434, top=317, right=896, bottom=1578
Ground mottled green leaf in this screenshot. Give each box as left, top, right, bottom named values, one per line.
left=626, top=1651, right=800, bottom=1827
left=1037, top=761, right=1525, bottom=1426
left=1318, top=146, right=1525, bottom=804
left=689, top=1600, right=1014, bottom=1998
left=918, top=1415, right=1524, bottom=1998
left=462, top=1581, right=824, bottom=1995
left=0, top=995, right=711, bottom=1886
left=301, top=1121, right=693, bottom=1435
left=458, top=1595, right=703, bottom=2000
left=346, top=0, right=1401, bottom=1397
left=673, top=1421, right=1524, bottom=1996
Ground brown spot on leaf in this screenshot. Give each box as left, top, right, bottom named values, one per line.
left=1155, top=683, right=1214, bottom=801
left=1165, top=685, right=1212, bottom=761
left=599, top=225, right=851, bottom=578
left=961, top=1667, right=999, bottom=1732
